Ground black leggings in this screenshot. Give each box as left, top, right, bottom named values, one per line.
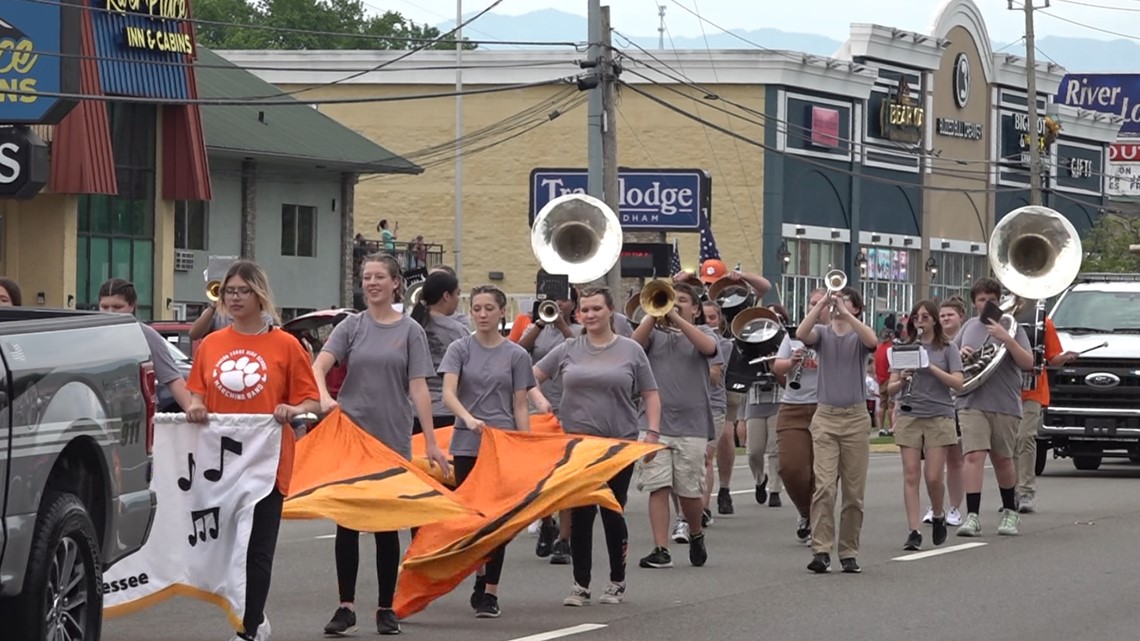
left=335, top=527, right=401, bottom=608
left=570, top=463, right=634, bottom=589
left=243, top=489, right=283, bottom=638
left=412, top=414, right=456, bottom=435
left=453, top=455, right=508, bottom=585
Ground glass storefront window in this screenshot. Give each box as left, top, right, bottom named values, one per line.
left=859, top=246, right=916, bottom=332
left=929, top=250, right=990, bottom=305
left=780, top=238, right=845, bottom=321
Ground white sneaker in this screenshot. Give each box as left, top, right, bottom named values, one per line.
left=947, top=507, right=963, bottom=527
left=598, top=582, right=625, bottom=604
left=528, top=520, right=541, bottom=535
left=922, top=506, right=934, bottom=524
left=255, top=615, right=271, bottom=641
left=563, top=583, right=590, bottom=607
left=671, top=518, right=690, bottom=544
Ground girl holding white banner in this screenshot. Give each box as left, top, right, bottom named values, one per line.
left=313, top=253, right=450, bottom=637
left=440, top=285, right=535, bottom=619
left=185, top=259, right=322, bottom=641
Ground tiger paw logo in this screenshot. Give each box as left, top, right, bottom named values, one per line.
left=212, top=350, right=269, bottom=401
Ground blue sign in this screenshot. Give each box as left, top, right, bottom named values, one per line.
left=91, top=0, right=194, bottom=100
left=1056, top=74, right=1140, bottom=137
left=529, top=168, right=711, bottom=231
left=0, top=0, right=80, bottom=124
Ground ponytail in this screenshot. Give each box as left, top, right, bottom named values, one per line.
left=412, top=271, right=459, bottom=328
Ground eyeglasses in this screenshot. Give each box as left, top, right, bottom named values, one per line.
left=913, top=313, right=934, bottom=320
left=224, top=287, right=254, bottom=298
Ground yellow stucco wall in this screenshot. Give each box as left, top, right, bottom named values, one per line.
left=282, top=82, right=766, bottom=294
left=152, top=108, right=176, bottom=320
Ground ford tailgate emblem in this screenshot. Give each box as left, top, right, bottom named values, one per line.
left=1085, top=372, right=1121, bottom=388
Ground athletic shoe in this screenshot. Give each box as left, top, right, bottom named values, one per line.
left=671, top=518, right=690, bottom=544
left=323, top=607, right=357, bottom=636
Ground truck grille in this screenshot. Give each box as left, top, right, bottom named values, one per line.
left=1049, top=359, right=1140, bottom=410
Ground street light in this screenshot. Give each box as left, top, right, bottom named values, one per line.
left=777, top=240, right=791, bottom=273
left=925, top=257, right=938, bottom=276
left=856, top=251, right=868, bottom=276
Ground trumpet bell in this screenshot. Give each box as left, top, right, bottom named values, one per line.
left=531, top=193, right=623, bottom=284
left=205, top=280, right=222, bottom=302
left=403, top=281, right=425, bottom=312
left=624, top=292, right=645, bottom=324
left=537, top=300, right=561, bottom=323
left=990, top=205, right=1083, bottom=301
left=639, top=279, right=676, bottom=318
left=824, top=269, right=847, bottom=292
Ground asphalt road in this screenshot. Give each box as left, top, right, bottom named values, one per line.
left=103, top=452, right=1140, bottom=641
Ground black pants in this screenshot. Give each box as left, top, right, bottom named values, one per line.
left=412, top=414, right=455, bottom=435
left=570, top=463, right=634, bottom=589
left=335, top=526, right=402, bottom=608
left=453, top=455, right=508, bottom=585
left=243, top=489, right=283, bottom=638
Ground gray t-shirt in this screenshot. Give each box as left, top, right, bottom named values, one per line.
left=898, top=342, right=963, bottom=418
left=210, top=310, right=274, bottom=331
left=613, top=313, right=633, bottom=338
left=530, top=322, right=581, bottom=411
left=709, top=335, right=732, bottom=413
left=639, top=326, right=724, bottom=439
left=953, top=317, right=1031, bottom=417
left=439, top=336, right=535, bottom=457
left=776, top=334, right=819, bottom=405
left=423, top=314, right=471, bottom=417
left=536, top=335, right=657, bottom=440
left=322, top=313, right=435, bottom=458
left=809, top=324, right=871, bottom=408
left=140, top=324, right=183, bottom=408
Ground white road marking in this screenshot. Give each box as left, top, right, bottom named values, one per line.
left=729, top=489, right=753, bottom=496
left=507, top=624, right=607, bottom=641
left=315, top=534, right=337, bottom=539
left=892, top=542, right=987, bottom=561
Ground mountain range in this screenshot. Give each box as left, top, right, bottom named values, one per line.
left=436, top=9, right=1138, bottom=73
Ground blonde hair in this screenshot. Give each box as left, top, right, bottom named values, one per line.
left=222, top=260, right=281, bottom=325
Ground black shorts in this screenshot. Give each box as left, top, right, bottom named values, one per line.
left=412, top=414, right=455, bottom=435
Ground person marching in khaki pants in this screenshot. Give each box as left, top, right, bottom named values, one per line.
left=796, top=286, right=879, bottom=574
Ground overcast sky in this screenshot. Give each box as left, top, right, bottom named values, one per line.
left=385, top=0, right=1135, bottom=44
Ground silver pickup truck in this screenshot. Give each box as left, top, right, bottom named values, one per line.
left=0, top=308, right=158, bottom=641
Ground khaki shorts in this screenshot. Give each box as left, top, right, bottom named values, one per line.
left=637, top=435, right=707, bottom=498
left=958, top=408, right=1018, bottom=457
left=894, top=414, right=958, bottom=450
left=726, top=391, right=744, bottom=423
left=712, top=408, right=727, bottom=441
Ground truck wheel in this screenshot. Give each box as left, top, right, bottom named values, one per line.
left=1035, top=444, right=1048, bottom=476
left=11, top=492, right=103, bottom=641
left=1073, top=456, right=1103, bottom=471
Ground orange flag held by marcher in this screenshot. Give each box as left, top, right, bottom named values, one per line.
left=410, top=414, right=564, bottom=486
left=283, top=408, right=478, bottom=532
left=393, top=427, right=663, bottom=618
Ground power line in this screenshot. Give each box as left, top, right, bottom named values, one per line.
left=1053, top=0, right=1140, bottom=11
left=661, top=0, right=803, bottom=62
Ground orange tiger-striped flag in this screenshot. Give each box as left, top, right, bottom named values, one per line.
left=283, top=408, right=477, bottom=532
left=410, top=413, right=565, bottom=486
left=392, top=427, right=662, bottom=618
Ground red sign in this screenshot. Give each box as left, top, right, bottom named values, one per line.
left=1109, top=143, right=1140, bottom=162
left=811, top=106, right=840, bottom=148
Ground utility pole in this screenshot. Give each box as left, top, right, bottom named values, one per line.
left=1014, top=0, right=1048, bottom=206
left=587, top=0, right=622, bottom=292
left=658, top=5, right=666, bottom=50
left=454, top=0, right=464, bottom=282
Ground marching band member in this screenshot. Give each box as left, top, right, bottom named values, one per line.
left=632, top=282, right=721, bottom=570
left=184, top=260, right=322, bottom=641
left=886, top=300, right=964, bottom=551
left=745, top=304, right=791, bottom=508
left=409, top=270, right=468, bottom=434
left=772, top=288, right=826, bottom=544
left=517, top=287, right=581, bottom=563
left=695, top=299, right=730, bottom=534
left=921, top=298, right=969, bottom=527
left=441, top=286, right=535, bottom=619
left=532, top=287, right=661, bottom=607
left=796, top=286, right=878, bottom=574
left=953, top=278, right=1034, bottom=537
left=313, top=254, right=449, bottom=636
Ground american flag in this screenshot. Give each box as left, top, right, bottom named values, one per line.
left=669, top=239, right=682, bottom=276
left=698, top=209, right=720, bottom=263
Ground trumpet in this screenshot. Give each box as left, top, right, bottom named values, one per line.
left=639, top=279, right=679, bottom=331
left=205, top=279, right=222, bottom=302
left=823, top=269, right=847, bottom=317
left=787, top=348, right=814, bottom=390
left=537, top=300, right=561, bottom=323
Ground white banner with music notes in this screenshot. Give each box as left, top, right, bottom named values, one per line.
left=103, top=414, right=282, bottom=629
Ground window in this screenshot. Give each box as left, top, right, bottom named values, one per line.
left=780, top=238, right=845, bottom=321
left=281, top=204, right=317, bottom=257
left=859, top=246, right=916, bottom=328
left=175, top=201, right=208, bottom=250
left=280, top=307, right=317, bottom=322
left=929, top=251, right=990, bottom=304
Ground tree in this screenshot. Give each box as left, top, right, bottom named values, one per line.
left=1080, top=212, right=1140, bottom=274
left=192, top=0, right=478, bottom=50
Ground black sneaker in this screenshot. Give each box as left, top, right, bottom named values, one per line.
left=639, top=546, right=673, bottom=568
left=323, top=607, right=357, bottom=636
left=807, top=552, right=831, bottom=574
left=717, top=488, right=734, bottom=515
left=550, top=538, right=571, bottom=565
left=795, top=517, right=811, bottom=544
left=376, top=608, right=401, bottom=635
left=702, top=508, right=714, bottom=528
left=904, top=529, right=922, bottom=551
left=475, top=593, right=501, bottom=618
left=535, top=522, right=557, bottom=558
left=768, top=492, right=782, bottom=508
left=470, top=575, right=486, bottom=610
left=689, top=531, right=708, bottom=567
left=755, top=475, right=768, bottom=505
left=932, top=516, right=948, bottom=546
left=840, top=558, right=861, bottom=574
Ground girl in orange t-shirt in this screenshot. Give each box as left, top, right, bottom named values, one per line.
left=186, top=260, right=321, bottom=641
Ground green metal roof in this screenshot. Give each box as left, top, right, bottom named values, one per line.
left=194, top=48, right=422, bottom=175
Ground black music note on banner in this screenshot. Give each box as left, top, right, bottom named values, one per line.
left=177, top=453, right=196, bottom=491
left=204, top=436, right=243, bottom=482
left=188, top=507, right=221, bottom=547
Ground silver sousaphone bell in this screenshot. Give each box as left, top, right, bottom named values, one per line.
left=530, top=193, right=623, bottom=284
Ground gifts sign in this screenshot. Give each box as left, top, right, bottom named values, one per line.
left=102, top=414, right=282, bottom=631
